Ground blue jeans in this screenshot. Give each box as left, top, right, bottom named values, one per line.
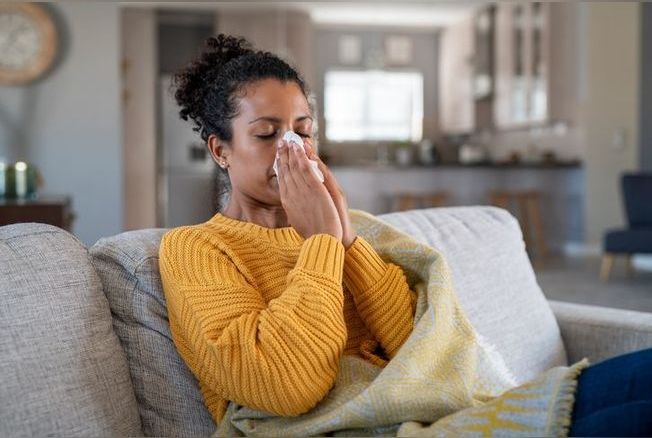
left=569, top=348, right=652, bottom=437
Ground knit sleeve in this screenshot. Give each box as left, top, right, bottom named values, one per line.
left=159, top=228, right=347, bottom=417
left=343, top=236, right=417, bottom=359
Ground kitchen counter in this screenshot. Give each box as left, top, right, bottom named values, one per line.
left=328, top=160, right=582, bottom=170
left=330, top=163, right=584, bottom=254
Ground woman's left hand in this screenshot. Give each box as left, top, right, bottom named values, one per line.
left=304, top=141, right=358, bottom=249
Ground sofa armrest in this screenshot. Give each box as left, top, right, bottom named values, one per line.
left=549, top=300, right=652, bottom=365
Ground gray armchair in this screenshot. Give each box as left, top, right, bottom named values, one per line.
left=601, top=172, right=652, bottom=280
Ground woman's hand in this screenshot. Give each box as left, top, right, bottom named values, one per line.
left=276, top=139, right=343, bottom=242
left=304, top=141, right=358, bottom=249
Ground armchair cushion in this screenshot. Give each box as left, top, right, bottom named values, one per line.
left=604, top=228, right=652, bottom=254
left=622, top=173, right=652, bottom=228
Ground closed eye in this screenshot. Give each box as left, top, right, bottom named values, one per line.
left=255, top=131, right=311, bottom=140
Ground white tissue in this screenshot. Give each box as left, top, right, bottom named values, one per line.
left=283, top=130, right=304, bottom=148
left=273, top=131, right=325, bottom=183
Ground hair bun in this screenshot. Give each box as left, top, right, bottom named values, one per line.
left=173, top=34, right=253, bottom=127
left=206, top=34, right=254, bottom=67
left=172, top=32, right=307, bottom=152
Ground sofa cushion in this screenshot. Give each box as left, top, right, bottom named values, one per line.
left=378, top=207, right=568, bottom=383
left=0, top=223, right=142, bottom=437
left=90, top=229, right=216, bottom=437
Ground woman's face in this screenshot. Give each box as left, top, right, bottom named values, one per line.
left=208, top=78, right=314, bottom=206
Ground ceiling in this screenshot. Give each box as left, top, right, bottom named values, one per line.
left=298, top=2, right=484, bottom=28
left=122, top=1, right=486, bottom=29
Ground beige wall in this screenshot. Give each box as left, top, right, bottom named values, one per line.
left=0, top=3, right=123, bottom=246
left=583, top=2, right=641, bottom=246
left=121, top=8, right=158, bottom=230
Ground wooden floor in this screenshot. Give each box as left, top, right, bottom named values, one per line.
left=537, top=256, right=652, bottom=312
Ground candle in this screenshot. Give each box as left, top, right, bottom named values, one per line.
left=0, top=159, right=5, bottom=197
left=15, top=161, right=27, bottom=198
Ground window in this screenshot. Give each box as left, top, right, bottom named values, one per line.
left=324, top=70, right=423, bottom=142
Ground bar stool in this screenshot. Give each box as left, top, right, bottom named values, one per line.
left=392, top=192, right=450, bottom=212
left=489, top=190, right=548, bottom=266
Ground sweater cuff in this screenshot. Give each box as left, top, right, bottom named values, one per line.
left=343, top=236, right=388, bottom=292
left=295, top=234, right=345, bottom=284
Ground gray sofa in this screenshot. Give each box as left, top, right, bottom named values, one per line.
left=2, top=206, right=651, bottom=437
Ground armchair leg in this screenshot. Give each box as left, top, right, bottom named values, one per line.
left=625, top=255, right=634, bottom=277
left=600, top=253, right=615, bottom=282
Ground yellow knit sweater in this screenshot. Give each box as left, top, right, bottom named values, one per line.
left=158, top=212, right=417, bottom=425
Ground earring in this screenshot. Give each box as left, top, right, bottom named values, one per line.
left=218, top=160, right=229, bottom=169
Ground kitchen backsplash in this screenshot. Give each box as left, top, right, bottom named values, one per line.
left=320, top=123, right=583, bottom=166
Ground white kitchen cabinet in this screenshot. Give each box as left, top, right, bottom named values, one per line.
left=440, top=3, right=579, bottom=132
left=493, top=2, right=580, bottom=128
left=493, top=2, right=550, bottom=128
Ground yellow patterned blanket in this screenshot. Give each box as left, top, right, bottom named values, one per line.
left=214, top=209, right=588, bottom=437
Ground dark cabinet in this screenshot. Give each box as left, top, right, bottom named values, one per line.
left=0, top=195, right=75, bottom=232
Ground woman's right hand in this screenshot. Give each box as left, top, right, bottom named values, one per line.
left=276, top=139, right=343, bottom=242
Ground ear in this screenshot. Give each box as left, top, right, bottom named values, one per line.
left=207, top=134, right=230, bottom=165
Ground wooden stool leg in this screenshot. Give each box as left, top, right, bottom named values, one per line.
left=489, top=193, right=510, bottom=210
left=397, top=195, right=417, bottom=211
left=397, top=192, right=450, bottom=211
left=600, top=253, right=615, bottom=282
left=425, top=192, right=448, bottom=208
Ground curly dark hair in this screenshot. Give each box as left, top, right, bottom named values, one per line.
left=173, top=33, right=310, bottom=142
left=172, top=33, right=311, bottom=212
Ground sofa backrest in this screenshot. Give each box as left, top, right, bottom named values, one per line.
left=88, top=206, right=567, bottom=436
left=377, top=207, right=567, bottom=383
left=0, top=223, right=142, bottom=437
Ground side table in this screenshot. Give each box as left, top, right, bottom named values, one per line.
left=0, top=195, right=75, bottom=232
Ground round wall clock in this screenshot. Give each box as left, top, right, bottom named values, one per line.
left=0, top=3, right=59, bottom=85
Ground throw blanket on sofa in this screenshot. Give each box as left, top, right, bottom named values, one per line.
left=213, top=209, right=589, bottom=437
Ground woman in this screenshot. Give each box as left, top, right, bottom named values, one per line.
left=159, top=34, right=652, bottom=436
left=159, top=34, right=416, bottom=423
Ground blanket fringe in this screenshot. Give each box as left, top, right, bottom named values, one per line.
left=549, top=358, right=590, bottom=437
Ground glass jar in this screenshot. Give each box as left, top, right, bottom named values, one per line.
left=3, top=161, right=39, bottom=199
